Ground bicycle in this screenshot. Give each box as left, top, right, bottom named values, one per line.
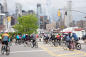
left=30, top=40, right=38, bottom=48
left=1, top=45, right=10, bottom=55
left=61, top=41, right=69, bottom=50
left=69, top=40, right=81, bottom=50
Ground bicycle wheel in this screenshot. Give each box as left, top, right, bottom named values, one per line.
left=53, top=41, right=58, bottom=47
left=62, top=42, right=68, bottom=50
left=35, top=42, right=38, bottom=48
left=49, top=40, right=54, bottom=47
left=26, top=41, right=30, bottom=47
left=30, top=42, right=34, bottom=48
left=1, top=47, right=4, bottom=55
left=6, top=46, right=10, bottom=55
left=76, top=43, right=81, bottom=50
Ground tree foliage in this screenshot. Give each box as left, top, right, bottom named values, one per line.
left=13, top=14, right=38, bottom=34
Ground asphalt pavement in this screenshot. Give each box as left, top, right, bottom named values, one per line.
left=0, top=41, right=86, bottom=57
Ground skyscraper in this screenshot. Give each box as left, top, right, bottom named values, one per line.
left=3, top=0, right=8, bottom=13
left=37, top=3, right=42, bottom=17
left=64, top=0, right=72, bottom=27
left=16, top=3, right=22, bottom=17
left=37, top=3, right=42, bottom=29
left=67, top=0, right=72, bottom=26
left=0, top=3, right=4, bottom=25
left=16, top=3, right=22, bottom=24
left=0, top=3, right=5, bottom=31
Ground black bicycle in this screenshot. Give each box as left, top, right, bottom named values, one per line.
left=30, top=40, right=38, bottom=48
left=1, top=45, right=10, bottom=55
left=75, top=42, right=81, bottom=50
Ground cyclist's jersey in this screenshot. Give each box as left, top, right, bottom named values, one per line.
left=16, top=35, right=19, bottom=39
left=8, top=38, right=11, bottom=42
left=22, top=34, right=26, bottom=39
left=72, top=33, right=78, bottom=41
left=36, top=34, right=39, bottom=38
left=66, top=36, right=70, bottom=41
left=31, top=34, right=36, bottom=40
left=56, top=35, right=61, bottom=39
left=2, top=33, right=9, bottom=41
left=2, top=36, right=9, bottom=41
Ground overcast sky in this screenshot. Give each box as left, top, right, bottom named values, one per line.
left=1, top=0, right=86, bottom=21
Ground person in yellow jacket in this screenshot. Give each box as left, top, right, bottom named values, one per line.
left=2, top=32, right=9, bottom=46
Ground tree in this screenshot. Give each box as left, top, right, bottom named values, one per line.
left=13, top=14, right=38, bottom=34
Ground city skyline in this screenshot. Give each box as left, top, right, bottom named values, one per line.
left=0, top=0, right=86, bottom=21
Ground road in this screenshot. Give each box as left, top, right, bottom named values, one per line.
left=0, top=41, right=86, bottom=57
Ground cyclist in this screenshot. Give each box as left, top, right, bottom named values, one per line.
left=56, top=34, right=61, bottom=45
left=50, top=34, right=55, bottom=41
left=72, top=33, right=79, bottom=41
left=65, top=34, right=71, bottom=48
left=25, top=34, right=30, bottom=42
left=71, top=33, right=79, bottom=46
left=44, top=34, right=49, bottom=44
left=22, top=34, right=26, bottom=43
left=31, top=33, right=36, bottom=47
left=50, top=34, right=56, bottom=43
left=1, top=32, right=9, bottom=48
left=16, top=34, right=20, bottom=44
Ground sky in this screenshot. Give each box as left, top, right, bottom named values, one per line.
left=0, top=0, right=86, bottom=21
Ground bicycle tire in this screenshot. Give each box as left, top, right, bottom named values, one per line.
left=6, top=46, right=10, bottom=55
left=76, top=43, right=81, bottom=50
left=35, top=42, right=38, bottom=48
left=1, top=47, right=4, bottom=55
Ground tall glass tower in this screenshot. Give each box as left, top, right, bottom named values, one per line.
left=37, top=3, right=42, bottom=29
left=0, top=3, right=4, bottom=25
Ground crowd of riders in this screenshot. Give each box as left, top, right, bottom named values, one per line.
left=43, top=32, right=79, bottom=47
left=0, top=32, right=39, bottom=55
left=0, top=33, right=38, bottom=46
left=14, top=33, right=38, bottom=46
left=0, top=32, right=80, bottom=51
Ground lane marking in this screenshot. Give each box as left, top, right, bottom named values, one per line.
left=39, top=45, right=56, bottom=56
left=39, top=44, right=86, bottom=57
left=0, top=50, right=45, bottom=54
left=74, top=50, right=86, bottom=56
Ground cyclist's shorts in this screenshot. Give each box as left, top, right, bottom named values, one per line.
left=2, top=41, right=8, bottom=46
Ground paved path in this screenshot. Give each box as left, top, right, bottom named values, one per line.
left=39, top=42, right=86, bottom=57
left=0, top=42, right=86, bottom=57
